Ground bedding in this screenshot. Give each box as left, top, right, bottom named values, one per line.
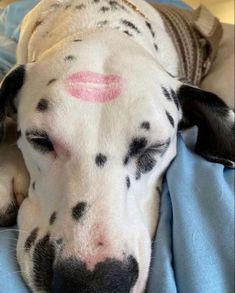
left=0, top=1, right=234, bottom=293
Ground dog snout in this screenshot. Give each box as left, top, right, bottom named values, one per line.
left=52, top=255, right=139, bottom=293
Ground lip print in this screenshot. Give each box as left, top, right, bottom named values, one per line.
left=65, top=71, right=123, bottom=102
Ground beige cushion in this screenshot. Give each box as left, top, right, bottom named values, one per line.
left=200, top=23, right=234, bottom=109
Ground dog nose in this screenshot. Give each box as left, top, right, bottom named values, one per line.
left=52, top=255, right=138, bottom=293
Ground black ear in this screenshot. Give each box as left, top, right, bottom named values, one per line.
left=0, top=65, right=25, bottom=141
left=178, top=85, right=235, bottom=168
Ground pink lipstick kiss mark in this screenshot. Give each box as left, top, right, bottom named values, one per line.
left=65, top=71, right=123, bottom=102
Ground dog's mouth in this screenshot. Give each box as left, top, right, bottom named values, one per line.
left=65, top=71, right=124, bottom=102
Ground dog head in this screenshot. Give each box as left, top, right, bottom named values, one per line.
left=0, top=29, right=234, bottom=292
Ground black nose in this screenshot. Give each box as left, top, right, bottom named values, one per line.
left=52, top=255, right=138, bottom=293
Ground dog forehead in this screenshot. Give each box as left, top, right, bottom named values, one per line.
left=17, top=79, right=176, bottom=163
left=18, top=28, right=177, bottom=111
left=16, top=31, right=179, bottom=154
left=25, top=28, right=167, bottom=86
left=18, top=48, right=172, bottom=122
left=19, top=67, right=170, bottom=126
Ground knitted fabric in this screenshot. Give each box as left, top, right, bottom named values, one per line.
left=153, top=4, right=223, bottom=85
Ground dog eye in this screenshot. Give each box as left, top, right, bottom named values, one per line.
left=26, top=130, right=54, bottom=153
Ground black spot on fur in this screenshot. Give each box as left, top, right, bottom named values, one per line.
left=64, top=4, right=71, bottom=9
left=32, top=181, right=36, bottom=190
left=165, top=111, right=175, bottom=127
left=162, top=87, right=180, bottom=110
left=124, top=137, right=147, bottom=165
left=36, top=98, right=49, bottom=112
left=124, top=137, right=170, bottom=176
left=24, top=228, right=39, bottom=251
left=75, top=4, right=86, bottom=9
left=126, top=176, right=130, bottom=188
left=47, top=79, right=57, bottom=86
left=121, top=19, right=141, bottom=33
left=93, top=0, right=100, bottom=3
left=137, top=153, right=157, bottom=173
left=123, top=30, right=133, bottom=37
left=162, top=86, right=171, bottom=101
left=145, top=21, right=155, bottom=38
left=64, top=55, right=76, bottom=61
left=100, top=6, right=110, bottom=12
left=33, top=234, right=55, bottom=291
left=170, top=89, right=180, bottom=110
left=154, top=43, right=158, bottom=51
left=95, top=153, right=107, bottom=167
left=49, top=212, right=57, bottom=225
left=17, top=130, right=21, bottom=140
left=123, top=155, right=129, bottom=165
left=140, top=121, right=150, bottom=130
left=109, top=0, right=127, bottom=11
left=73, top=39, right=82, bottom=42
left=109, top=0, right=118, bottom=7
left=72, top=202, right=87, bottom=221
left=129, top=137, right=148, bottom=157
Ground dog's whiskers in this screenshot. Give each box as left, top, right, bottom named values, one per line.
left=0, top=228, right=29, bottom=235
left=0, top=270, right=27, bottom=278
left=1, top=237, right=19, bottom=242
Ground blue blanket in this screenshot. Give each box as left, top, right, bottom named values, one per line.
left=0, top=1, right=234, bottom=293
left=0, top=0, right=39, bottom=79
left=147, top=136, right=234, bottom=293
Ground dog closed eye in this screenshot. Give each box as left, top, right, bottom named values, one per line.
left=26, top=130, right=54, bottom=153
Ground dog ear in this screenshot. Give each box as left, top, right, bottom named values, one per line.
left=177, top=84, right=235, bottom=168
left=0, top=65, right=26, bottom=141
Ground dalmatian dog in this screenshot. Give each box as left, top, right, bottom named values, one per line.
left=0, top=0, right=234, bottom=292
